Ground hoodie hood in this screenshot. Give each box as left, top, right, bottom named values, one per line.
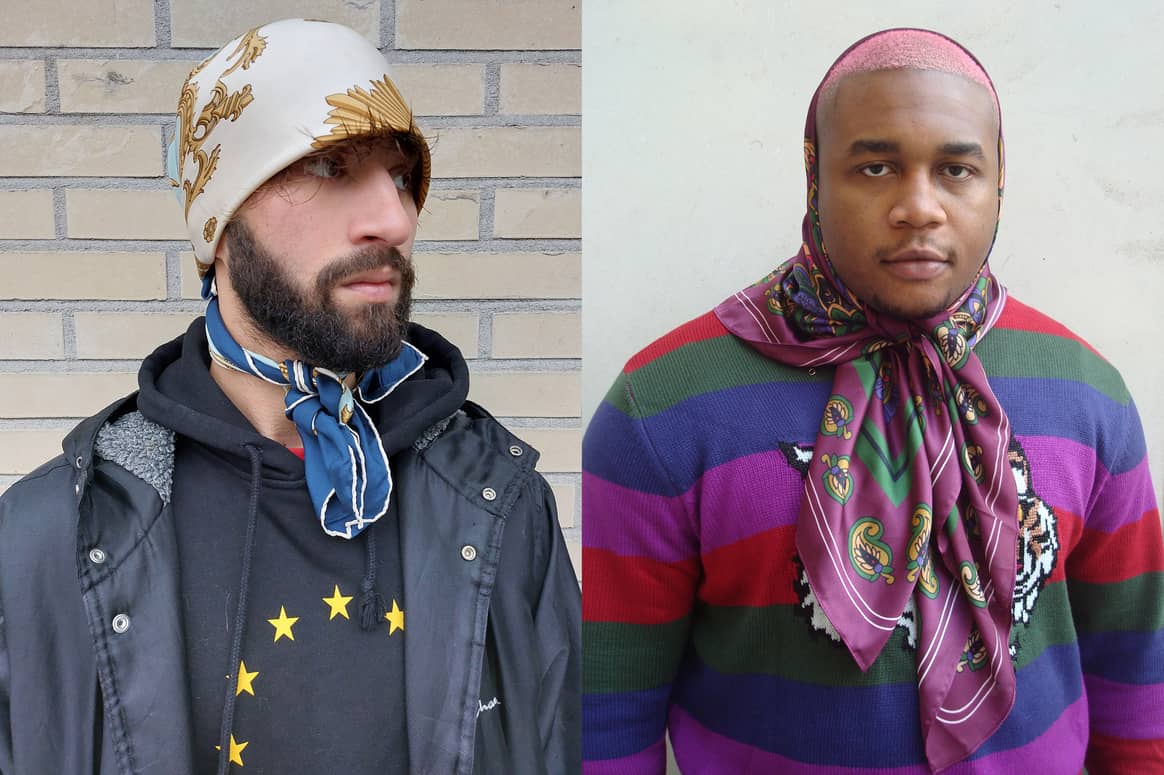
left=136, top=317, right=470, bottom=479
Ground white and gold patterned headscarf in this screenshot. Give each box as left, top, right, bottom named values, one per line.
left=166, top=18, right=430, bottom=285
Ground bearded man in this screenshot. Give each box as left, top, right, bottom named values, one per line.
left=582, top=29, right=1162, bottom=774
left=0, top=19, right=579, bottom=775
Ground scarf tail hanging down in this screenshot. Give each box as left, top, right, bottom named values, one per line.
left=205, top=298, right=426, bottom=539
left=714, top=28, right=1021, bottom=772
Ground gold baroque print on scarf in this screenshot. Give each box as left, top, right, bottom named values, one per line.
left=312, top=77, right=415, bottom=150
left=177, top=26, right=268, bottom=222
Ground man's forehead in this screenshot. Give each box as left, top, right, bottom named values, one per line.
left=818, top=69, right=999, bottom=146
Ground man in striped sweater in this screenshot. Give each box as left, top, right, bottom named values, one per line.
left=582, top=28, right=1163, bottom=775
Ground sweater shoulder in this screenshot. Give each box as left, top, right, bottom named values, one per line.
left=610, top=310, right=813, bottom=420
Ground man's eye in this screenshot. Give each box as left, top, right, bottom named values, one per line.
left=304, top=156, right=342, bottom=179
left=392, top=172, right=411, bottom=191
left=860, top=163, right=891, bottom=178
left=944, top=164, right=973, bottom=180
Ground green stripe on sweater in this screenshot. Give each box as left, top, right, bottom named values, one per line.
left=976, top=329, right=1129, bottom=404
left=1068, top=573, right=1164, bottom=634
left=687, top=583, right=1075, bottom=686
left=583, top=617, right=691, bottom=693
left=607, top=336, right=828, bottom=418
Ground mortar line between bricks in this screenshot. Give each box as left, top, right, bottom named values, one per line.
left=0, top=177, right=580, bottom=190
left=0, top=49, right=579, bottom=64
left=0, top=299, right=579, bottom=314
left=154, top=0, right=172, bottom=48
left=164, top=249, right=181, bottom=299
left=61, top=310, right=77, bottom=359
left=0, top=238, right=580, bottom=252
left=51, top=188, right=67, bottom=239
left=483, top=63, right=501, bottom=116
left=42, top=56, right=60, bottom=113
left=381, top=0, right=396, bottom=50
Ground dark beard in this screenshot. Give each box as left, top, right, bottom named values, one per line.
left=224, top=220, right=415, bottom=372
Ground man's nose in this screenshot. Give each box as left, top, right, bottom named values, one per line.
left=348, top=166, right=416, bottom=247
left=888, top=171, right=947, bottom=229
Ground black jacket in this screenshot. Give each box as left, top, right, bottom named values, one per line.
left=0, top=322, right=580, bottom=775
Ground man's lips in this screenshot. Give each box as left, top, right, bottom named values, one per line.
left=337, top=267, right=400, bottom=302
left=882, top=248, right=950, bottom=281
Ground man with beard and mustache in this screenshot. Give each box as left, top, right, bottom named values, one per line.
left=0, top=19, right=580, bottom=775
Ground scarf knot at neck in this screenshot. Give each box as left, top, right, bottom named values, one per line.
left=205, top=298, right=426, bottom=539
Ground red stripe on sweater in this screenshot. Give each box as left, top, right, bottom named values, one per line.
left=698, top=526, right=801, bottom=607
left=996, top=297, right=1102, bottom=357
left=1086, top=732, right=1164, bottom=773
left=1067, top=508, right=1164, bottom=584
left=624, top=311, right=729, bottom=373
left=582, top=547, right=700, bottom=624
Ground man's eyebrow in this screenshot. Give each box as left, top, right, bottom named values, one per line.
left=847, top=139, right=899, bottom=156
left=939, top=142, right=986, bottom=159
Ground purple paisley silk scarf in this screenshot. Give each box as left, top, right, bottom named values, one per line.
left=714, top=30, right=1019, bottom=772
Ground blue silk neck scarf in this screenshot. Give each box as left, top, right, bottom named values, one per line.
left=204, top=297, right=426, bottom=539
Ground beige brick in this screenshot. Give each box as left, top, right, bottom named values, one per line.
left=58, top=60, right=198, bottom=114
left=519, top=428, right=580, bottom=473
left=550, top=482, right=575, bottom=528
left=170, top=0, right=379, bottom=47
left=180, top=251, right=204, bottom=299
left=414, top=252, right=579, bottom=299
left=391, top=64, right=484, bottom=116
left=74, top=312, right=200, bottom=359
left=0, top=61, right=46, bottom=112
left=491, top=311, right=579, bottom=358
left=431, top=127, right=580, bottom=178
left=0, top=191, right=55, bottom=239
left=0, top=0, right=155, bottom=46
left=468, top=371, right=579, bottom=417
left=397, top=0, right=579, bottom=50
left=0, top=126, right=160, bottom=177
left=411, top=312, right=478, bottom=357
left=499, top=64, right=580, bottom=115
left=417, top=190, right=479, bottom=241
left=0, top=253, right=166, bottom=300
left=0, top=313, right=64, bottom=359
left=67, top=190, right=187, bottom=240
left=0, top=429, right=69, bottom=475
left=493, top=188, right=579, bottom=238
left=0, top=373, right=137, bottom=418
left=566, top=534, right=580, bottom=580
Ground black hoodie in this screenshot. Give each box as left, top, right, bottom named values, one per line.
left=137, top=319, right=469, bottom=775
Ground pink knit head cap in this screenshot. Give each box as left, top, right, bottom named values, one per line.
left=817, top=28, right=999, bottom=119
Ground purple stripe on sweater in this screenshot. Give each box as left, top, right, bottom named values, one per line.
left=667, top=698, right=1088, bottom=774
left=582, top=738, right=665, bottom=775
left=1085, top=674, right=1164, bottom=738
left=1018, top=435, right=1157, bottom=532
left=584, top=449, right=805, bottom=560
left=686, top=448, right=805, bottom=554
left=583, top=472, right=699, bottom=563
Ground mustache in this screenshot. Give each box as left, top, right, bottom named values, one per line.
left=871, top=239, right=955, bottom=262
left=315, top=245, right=413, bottom=292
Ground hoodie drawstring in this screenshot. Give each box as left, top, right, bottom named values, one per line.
left=215, top=444, right=263, bottom=775
left=358, top=528, right=387, bottom=632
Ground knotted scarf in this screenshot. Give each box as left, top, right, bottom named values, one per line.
left=714, top=29, right=1019, bottom=771
left=205, top=297, right=426, bottom=539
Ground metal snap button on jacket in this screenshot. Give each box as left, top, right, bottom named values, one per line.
left=508, top=445, right=523, bottom=457
left=111, top=614, right=131, bottom=634
left=88, top=548, right=107, bottom=565
left=460, top=545, right=477, bottom=562
left=482, top=487, right=497, bottom=501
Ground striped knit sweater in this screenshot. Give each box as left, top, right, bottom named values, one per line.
left=582, top=297, right=1164, bottom=774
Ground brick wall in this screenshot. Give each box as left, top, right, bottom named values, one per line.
left=0, top=0, right=581, bottom=567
